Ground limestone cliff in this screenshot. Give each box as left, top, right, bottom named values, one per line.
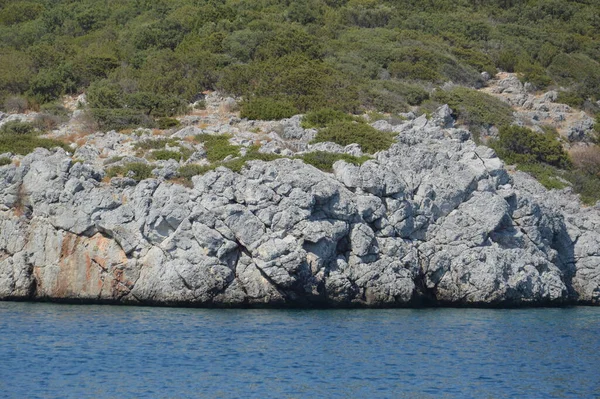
left=1, top=111, right=599, bottom=307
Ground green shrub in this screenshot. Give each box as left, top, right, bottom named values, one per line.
left=151, top=149, right=182, bottom=161
left=389, top=61, right=441, bottom=81
left=490, top=125, right=571, bottom=168
left=40, top=102, right=70, bottom=118
left=106, top=162, right=154, bottom=181
left=518, top=63, right=553, bottom=90
left=495, top=49, right=521, bottom=73
left=104, top=156, right=124, bottom=165
left=359, top=81, right=430, bottom=114
left=517, top=163, right=568, bottom=191
left=221, top=147, right=282, bottom=172
left=134, top=138, right=174, bottom=150
left=3, top=96, right=29, bottom=113
left=300, top=151, right=370, bottom=172
left=564, top=169, right=600, bottom=205
left=89, top=108, right=156, bottom=131
left=157, top=117, right=180, bottom=129
left=195, top=134, right=239, bottom=162
left=0, top=134, right=68, bottom=155
left=431, top=87, right=513, bottom=128
left=194, top=100, right=207, bottom=110
left=0, top=157, right=12, bottom=166
left=0, top=2, right=44, bottom=25
left=516, top=162, right=600, bottom=205
left=28, top=66, right=78, bottom=103
left=177, top=146, right=281, bottom=178
left=556, top=91, right=584, bottom=109
left=0, top=121, right=36, bottom=135
left=313, top=121, right=395, bottom=154
left=32, top=113, right=63, bottom=132
left=240, top=97, right=298, bottom=121
left=301, top=109, right=356, bottom=129
left=178, top=164, right=215, bottom=179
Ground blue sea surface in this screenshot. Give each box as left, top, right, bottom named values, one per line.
left=0, top=303, right=598, bottom=398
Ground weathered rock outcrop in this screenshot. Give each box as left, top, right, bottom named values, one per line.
left=1, top=115, right=599, bottom=307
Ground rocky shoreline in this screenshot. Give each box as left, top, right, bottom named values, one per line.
left=1, top=103, right=599, bottom=308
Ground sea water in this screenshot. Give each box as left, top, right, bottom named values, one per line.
left=0, top=303, right=598, bottom=398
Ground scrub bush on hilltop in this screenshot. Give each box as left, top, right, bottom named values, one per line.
left=0, top=120, right=67, bottom=154
left=0, top=0, right=597, bottom=118
left=312, top=121, right=395, bottom=154
left=490, top=126, right=600, bottom=204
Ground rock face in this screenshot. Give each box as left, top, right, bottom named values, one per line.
left=481, top=72, right=597, bottom=143
left=1, top=114, right=599, bottom=307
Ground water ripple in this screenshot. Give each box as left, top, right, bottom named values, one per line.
left=0, top=304, right=598, bottom=398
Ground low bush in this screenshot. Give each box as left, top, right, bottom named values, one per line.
left=221, top=147, right=281, bottom=172
left=239, top=97, right=298, bottom=121
left=564, top=169, right=600, bottom=205
left=32, top=113, right=63, bottom=132
left=106, top=162, right=154, bottom=181
left=491, top=126, right=600, bottom=204
left=194, top=100, right=206, bottom=110
left=178, top=164, right=214, bottom=179
left=517, top=163, right=568, bottom=191
left=312, top=121, right=395, bottom=154
left=3, top=96, right=28, bottom=113
left=177, top=146, right=281, bottom=179
left=0, top=121, right=35, bottom=135
left=431, top=87, right=513, bottom=129
left=0, top=158, right=12, bottom=166
left=40, top=102, right=70, bottom=118
left=301, top=109, right=356, bottom=129
left=151, top=149, right=182, bottom=161
left=518, top=63, right=553, bottom=91
left=300, top=151, right=370, bottom=172
left=157, top=117, right=180, bottom=130
left=194, top=134, right=239, bottom=162
left=490, top=125, right=571, bottom=168
left=570, top=146, right=600, bottom=177
left=556, top=91, right=584, bottom=109
left=89, top=108, right=156, bottom=132
left=0, top=134, right=68, bottom=155
left=134, top=138, right=176, bottom=150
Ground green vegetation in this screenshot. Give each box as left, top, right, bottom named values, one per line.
left=0, top=133, right=67, bottom=155
left=1, top=0, right=599, bottom=121
left=106, top=162, right=153, bottom=181
left=430, top=87, right=513, bottom=129
left=194, top=134, right=239, bottom=162
left=240, top=97, right=297, bottom=121
left=220, top=148, right=282, bottom=173
left=134, top=138, right=193, bottom=160
left=491, top=126, right=600, bottom=204
left=0, top=157, right=12, bottom=166
left=0, top=119, right=67, bottom=154
left=0, top=120, right=35, bottom=135
left=300, top=151, right=370, bottom=172
left=89, top=108, right=155, bottom=131
left=313, top=121, right=395, bottom=154
left=134, top=138, right=176, bottom=150
left=176, top=146, right=281, bottom=179
left=491, top=126, right=571, bottom=168
left=157, top=117, right=180, bottom=130
left=151, top=149, right=182, bottom=161
left=177, top=163, right=213, bottom=180
left=301, top=109, right=357, bottom=129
